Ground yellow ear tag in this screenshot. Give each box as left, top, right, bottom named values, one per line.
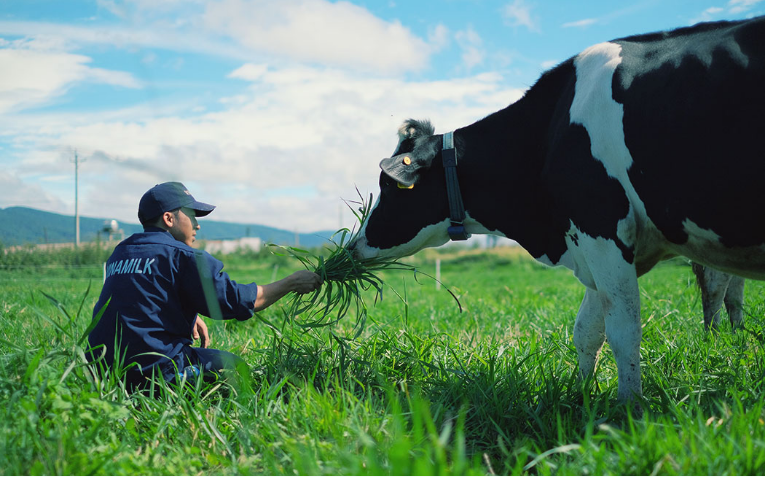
left=397, top=156, right=414, bottom=188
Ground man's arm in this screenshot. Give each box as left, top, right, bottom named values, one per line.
left=254, top=270, right=322, bottom=312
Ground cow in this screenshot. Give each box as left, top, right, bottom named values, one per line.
left=693, top=264, right=745, bottom=331
left=350, top=16, right=765, bottom=402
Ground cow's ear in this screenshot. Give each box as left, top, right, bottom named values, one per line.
left=380, top=153, right=419, bottom=187
left=379, top=139, right=438, bottom=187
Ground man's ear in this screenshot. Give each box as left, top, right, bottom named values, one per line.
left=160, top=211, right=175, bottom=228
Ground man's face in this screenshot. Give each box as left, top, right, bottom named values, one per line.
left=169, top=207, right=199, bottom=246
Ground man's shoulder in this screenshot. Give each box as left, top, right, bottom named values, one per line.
left=120, top=230, right=203, bottom=256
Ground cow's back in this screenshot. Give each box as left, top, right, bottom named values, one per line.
left=618, top=17, right=765, bottom=246
left=564, top=17, right=765, bottom=278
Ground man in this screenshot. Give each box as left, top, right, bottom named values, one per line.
left=88, top=181, right=322, bottom=390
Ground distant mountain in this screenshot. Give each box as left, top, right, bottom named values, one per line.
left=0, top=206, right=335, bottom=248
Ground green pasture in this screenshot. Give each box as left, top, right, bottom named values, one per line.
left=2, top=244, right=765, bottom=475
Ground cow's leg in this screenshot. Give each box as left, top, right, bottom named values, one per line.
left=573, top=287, right=606, bottom=383
left=578, top=238, right=642, bottom=402
left=599, top=275, right=642, bottom=402
left=702, top=273, right=728, bottom=331
left=604, top=284, right=643, bottom=401
left=724, top=276, right=745, bottom=331
left=693, top=264, right=732, bottom=331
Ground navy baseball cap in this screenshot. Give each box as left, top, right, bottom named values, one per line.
left=138, top=182, right=215, bottom=222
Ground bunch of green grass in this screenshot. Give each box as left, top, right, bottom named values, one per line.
left=267, top=191, right=459, bottom=336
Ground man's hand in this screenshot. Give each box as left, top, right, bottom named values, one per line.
left=254, top=270, right=323, bottom=311
left=192, top=315, right=209, bottom=348
left=288, top=270, right=324, bottom=294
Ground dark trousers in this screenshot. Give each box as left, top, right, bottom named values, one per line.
left=88, top=344, right=247, bottom=392
left=169, top=346, right=247, bottom=383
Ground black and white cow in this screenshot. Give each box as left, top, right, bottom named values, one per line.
left=351, top=16, right=765, bottom=401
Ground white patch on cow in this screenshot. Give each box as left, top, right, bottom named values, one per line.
left=353, top=216, right=452, bottom=260
left=671, top=218, right=765, bottom=279
left=353, top=207, right=506, bottom=261
left=536, top=253, right=556, bottom=267
left=384, top=219, right=452, bottom=258
left=616, top=206, right=637, bottom=247
left=679, top=218, right=738, bottom=266
left=683, top=218, right=722, bottom=244
left=559, top=222, right=602, bottom=290
left=464, top=212, right=508, bottom=237
left=538, top=220, right=636, bottom=291
left=570, top=43, right=632, bottom=177
left=570, top=42, right=649, bottom=253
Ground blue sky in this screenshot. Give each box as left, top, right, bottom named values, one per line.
left=1, top=0, right=762, bottom=234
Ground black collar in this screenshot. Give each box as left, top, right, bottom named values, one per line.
left=442, top=131, right=471, bottom=241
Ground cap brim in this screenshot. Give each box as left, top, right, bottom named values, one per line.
left=190, top=201, right=215, bottom=217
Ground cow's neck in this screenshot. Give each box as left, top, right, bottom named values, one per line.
left=454, top=64, right=569, bottom=258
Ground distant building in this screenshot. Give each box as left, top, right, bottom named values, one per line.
left=202, top=237, right=262, bottom=254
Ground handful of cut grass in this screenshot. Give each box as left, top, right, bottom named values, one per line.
left=267, top=191, right=459, bottom=337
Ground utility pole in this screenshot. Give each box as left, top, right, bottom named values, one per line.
left=72, top=150, right=85, bottom=248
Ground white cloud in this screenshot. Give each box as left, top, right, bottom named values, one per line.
left=228, top=63, right=268, bottom=81
left=202, top=0, right=432, bottom=74
left=728, top=0, right=763, bottom=13
left=562, top=18, right=597, bottom=29
left=428, top=24, right=450, bottom=52
left=96, top=0, right=128, bottom=19
left=691, top=0, right=762, bottom=23
left=0, top=20, right=253, bottom=62
left=0, top=1, right=435, bottom=75
left=0, top=46, right=141, bottom=114
left=540, top=60, right=559, bottom=70
left=455, top=27, right=485, bottom=70
left=501, top=0, right=541, bottom=33
left=0, top=172, right=66, bottom=212
left=690, top=6, right=725, bottom=23
left=141, top=52, right=157, bottom=64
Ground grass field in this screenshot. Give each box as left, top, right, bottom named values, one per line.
left=2, top=245, right=765, bottom=475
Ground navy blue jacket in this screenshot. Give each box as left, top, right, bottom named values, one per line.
left=88, top=228, right=258, bottom=383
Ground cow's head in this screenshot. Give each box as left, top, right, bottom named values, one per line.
left=352, top=119, right=455, bottom=260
